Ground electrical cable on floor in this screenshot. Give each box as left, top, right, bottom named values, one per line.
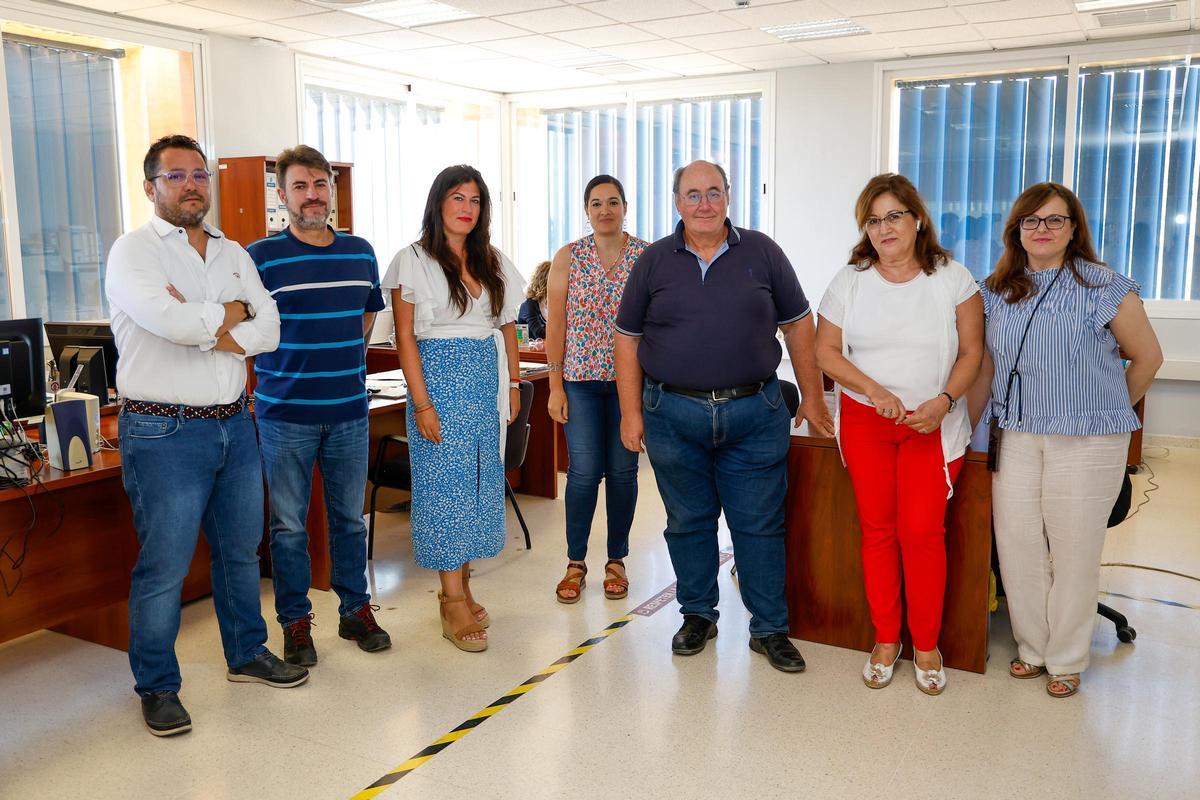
left=1100, top=563, right=1200, bottom=584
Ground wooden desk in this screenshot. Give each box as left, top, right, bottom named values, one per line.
left=0, top=414, right=212, bottom=650
left=784, top=431, right=992, bottom=674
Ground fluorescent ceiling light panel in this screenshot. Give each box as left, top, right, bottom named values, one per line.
left=345, top=0, right=477, bottom=27
left=1074, top=0, right=1164, bottom=10
left=761, top=18, right=868, bottom=42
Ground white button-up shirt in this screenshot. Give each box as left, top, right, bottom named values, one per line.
left=105, top=214, right=280, bottom=406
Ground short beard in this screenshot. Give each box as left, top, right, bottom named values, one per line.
left=291, top=205, right=329, bottom=231
left=157, top=198, right=208, bottom=228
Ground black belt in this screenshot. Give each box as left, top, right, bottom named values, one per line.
left=659, top=381, right=764, bottom=402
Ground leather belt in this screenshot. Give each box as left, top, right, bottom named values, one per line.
left=660, top=381, right=764, bottom=402
left=123, top=395, right=249, bottom=421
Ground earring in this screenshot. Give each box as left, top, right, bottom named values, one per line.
left=916, top=220, right=922, bottom=231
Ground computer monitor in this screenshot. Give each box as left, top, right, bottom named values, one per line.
left=44, top=321, right=119, bottom=403
left=0, top=317, right=47, bottom=420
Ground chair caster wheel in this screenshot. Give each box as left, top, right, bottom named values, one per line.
left=1117, top=626, right=1136, bottom=643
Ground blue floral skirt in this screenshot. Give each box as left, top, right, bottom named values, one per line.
left=407, top=337, right=505, bottom=570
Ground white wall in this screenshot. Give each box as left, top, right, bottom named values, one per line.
left=208, top=35, right=298, bottom=160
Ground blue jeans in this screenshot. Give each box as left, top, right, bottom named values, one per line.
left=563, top=380, right=639, bottom=562
left=257, top=416, right=371, bottom=623
left=119, top=407, right=268, bottom=695
left=642, top=376, right=791, bottom=637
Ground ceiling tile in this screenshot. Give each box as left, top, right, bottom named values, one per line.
left=479, top=34, right=590, bottom=58
left=988, top=31, right=1084, bottom=49
left=598, top=39, right=696, bottom=59
left=275, top=11, right=396, bottom=37
left=827, top=0, right=948, bottom=12
left=854, top=7, right=967, bottom=32
left=792, top=32, right=895, bottom=53
left=389, top=43, right=499, bottom=63
left=882, top=25, right=982, bottom=47
left=581, top=0, right=711, bottom=24
left=973, top=13, right=1080, bottom=38
left=740, top=55, right=826, bottom=69
left=184, top=0, right=321, bottom=21
left=954, top=0, right=1074, bottom=23
left=498, top=5, right=615, bottom=33
left=712, top=42, right=813, bottom=61
left=689, top=0, right=796, bottom=10
left=445, top=0, right=566, bottom=12
left=210, top=20, right=324, bottom=43
left=822, top=47, right=906, bottom=62
left=415, top=18, right=530, bottom=43
left=715, top=0, right=845, bottom=28
left=632, top=13, right=749, bottom=37
left=902, top=40, right=994, bottom=56
left=677, top=28, right=783, bottom=50
left=344, top=29, right=453, bottom=50
left=55, top=0, right=169, bottom=12
left=551, top=24, right=660, bottom=46
left=289, top=39, right=382, bottom=59
left=121, top=4, right=252, bottom=29
left=638, top=51, right=739, bottom=70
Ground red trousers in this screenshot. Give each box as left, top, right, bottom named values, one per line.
left=839, top=394, right=963, bottom=651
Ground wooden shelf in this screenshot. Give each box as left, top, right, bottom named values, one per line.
left=216, top=155, right=354, bottom=248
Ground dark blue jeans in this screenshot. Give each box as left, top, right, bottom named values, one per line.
left=119, top=407, right=268, bottom=695
left=563, top=380, right=639, bottom=562
left=257, top=416, right=371, bottom=623
left=642, top=376, right=791, bottom=637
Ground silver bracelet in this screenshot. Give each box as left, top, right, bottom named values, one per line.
left=546, top=361, right=563, bottom=373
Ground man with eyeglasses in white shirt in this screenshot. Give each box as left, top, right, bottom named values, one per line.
left=106, top=135, right=306, bottom=738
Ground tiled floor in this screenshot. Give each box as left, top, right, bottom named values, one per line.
left=1, top=447, right=1197, bottom=800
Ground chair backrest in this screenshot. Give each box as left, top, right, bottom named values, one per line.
left=504, top=379, right=535, bottom=471
left=779, top=378, right=800, bottom=418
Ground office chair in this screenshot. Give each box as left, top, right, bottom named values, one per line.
left=366, top=379, right=535, bottom=559
left=1099, top=470, right=1137, bottom=642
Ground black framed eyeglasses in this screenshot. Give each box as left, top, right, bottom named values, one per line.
left=1019, top=214, right=1071, bottom=231
left=150, top=169, right=212, bottom=187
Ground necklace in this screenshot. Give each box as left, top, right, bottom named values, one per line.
left=596, top=232, right=628, bottom=274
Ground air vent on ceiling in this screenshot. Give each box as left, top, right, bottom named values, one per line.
left=1093, top=4, right=1176, bottom=27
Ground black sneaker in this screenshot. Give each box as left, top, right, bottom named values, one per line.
left=282, top=614, right=317, bottom=667
left=141, top=690, right=191, bottom=737
left=339, top=604, right=392, bottom=652
left=227, top=650, right=309, bottom=687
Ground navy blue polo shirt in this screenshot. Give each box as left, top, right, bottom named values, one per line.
left=246, top=228, right=385, bottom=423
left=615, top=220, right=810, bottom=391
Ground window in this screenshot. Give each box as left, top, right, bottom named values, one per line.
left=0, top=20, right=201, bottom=324
left=514, top=87, right=768, bottom=269
left=0, top=201, right=9, bottom=319
left=303, top=82, right=502, bottom=266
left=894, top=68, right=1068, bottom=278
left=1075, top=59, right=1200, bottom=301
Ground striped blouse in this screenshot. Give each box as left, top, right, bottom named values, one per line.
left=980, top=260, right=1141, bottom=437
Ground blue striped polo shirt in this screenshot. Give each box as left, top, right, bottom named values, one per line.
left=246, top=228, right=385, bottom=423
left=980, top=260, right=1141, bottom=436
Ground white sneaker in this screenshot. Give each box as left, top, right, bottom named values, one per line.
left=862, top=643, right=903, bottom=689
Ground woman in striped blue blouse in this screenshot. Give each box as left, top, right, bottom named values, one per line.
left=972, top=183, right=1162, bottom=698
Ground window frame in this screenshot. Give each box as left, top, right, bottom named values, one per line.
left=0, top=0, right=214, bottom=321
left=878, top=33, right=1200, bottom=318
left=504, top=71, right=776, bottom=269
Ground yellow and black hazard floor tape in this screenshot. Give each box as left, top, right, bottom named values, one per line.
left=351, top=615, right=634, bottom=799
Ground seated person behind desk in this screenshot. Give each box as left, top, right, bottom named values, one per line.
left=815, top=173, right=983, bottom=696
left=105, top=134, right=304, bottom=739
left=517, top=260, right=549, bottom=340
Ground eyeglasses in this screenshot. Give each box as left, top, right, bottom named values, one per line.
left=679, top=189, right=726, bottom=206
left=150, top=169, right=212, bottom=187
left=1020, top=214, right=1072, bottom=231
left=863, top=210, right=912, bottom=231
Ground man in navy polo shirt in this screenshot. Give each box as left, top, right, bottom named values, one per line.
left=248, top=145, right=390, bottom=665
left=614, top=160, right=834, bottom=672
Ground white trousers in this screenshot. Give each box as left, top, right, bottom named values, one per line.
left=992, top=429, right=1129, bottom=675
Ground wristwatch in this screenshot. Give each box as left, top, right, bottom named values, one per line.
left=239, top=300, right=255, bottom=320
left=939, top=391, right=956, bottom=411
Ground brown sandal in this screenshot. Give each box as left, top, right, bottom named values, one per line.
left=1009, top=659, right=1045, bottom=679
left=438, top=593, right=487, bottom=652
left=1047, top=674, right=1080, bottom=698
left=461, top=564, right=489, bottom=628
left=556, top=562, right=587, bottom=604
left=603, top=559, right=628, bottom=600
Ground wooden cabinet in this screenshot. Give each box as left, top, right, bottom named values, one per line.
left=216, top=155, right=354, bottom=247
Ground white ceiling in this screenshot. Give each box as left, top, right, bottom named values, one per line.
left=52, top=0, right=1200, bottom=93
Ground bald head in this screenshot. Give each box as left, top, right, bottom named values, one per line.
left=672, top=160, right=729, bottom=196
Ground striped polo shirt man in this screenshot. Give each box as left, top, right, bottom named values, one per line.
left=247, top=229, right=384, bottom=420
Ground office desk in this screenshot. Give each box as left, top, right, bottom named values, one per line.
left=0, top=413, right=212, bottom=650
left=784, top=429, right=992, bottom=674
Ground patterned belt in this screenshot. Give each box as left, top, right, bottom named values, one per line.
left=123, top=395, right=249, bottom=421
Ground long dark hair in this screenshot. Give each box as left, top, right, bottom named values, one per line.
left=849, top=173, right=950, bottom=274
left=986, top=182, right=1102, bottom=304
left=419, top=164, right=504, bottom=317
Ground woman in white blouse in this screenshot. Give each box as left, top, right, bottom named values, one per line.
left=815, top=173, right=983, bottom=694
left=384, top=165, right=525, bottom=653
